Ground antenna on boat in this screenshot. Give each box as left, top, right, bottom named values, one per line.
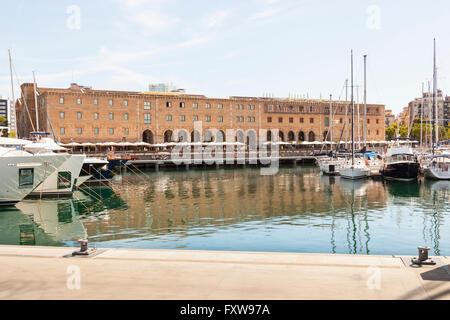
left=32, top=71, right=39, bottom=132
left=432, top=38, right=437, bottom=155
left=363, top=54, right=367, bottom=148
left=351, top=49, right=354, bottom=166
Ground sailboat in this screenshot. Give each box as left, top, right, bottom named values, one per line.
left=340, top=50, right=370, bottom=180
left=423, top=39, right=450, bottom=180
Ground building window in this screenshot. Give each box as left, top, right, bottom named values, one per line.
left=310, top=118, right=314, bottom=123
left=109, top=128, right=114, bottom=135
left=367, top=119, right=370, bottom=124
left=218, top=116, right=223, bottom=122
left=240, top=116, right=244, bottom=122
left=77, top=112, right=82, bottom=119
left=166, top=101, right=172, bottom=108
left=94, top=128, right=99, bottom=135
left=109, top=112, right=114, bottom=120
left=289, top=117, right=293, bottom=123
left=376, top=119, right=379, bottom=124
left=218, top=104, right=223, bottom=109
left=247, top=116, right=251, bottom=122
left=59, top=97, right=64, bottom=104
left=240, top=104, right=244, bottom=110
left=236, top=104, right=239, bottom=110
left=94, top=98, right=98, bottom=105
left=60, top=127, right=65, bottom=134
left=109, top=99, right=113, bottom=106
left=206, top=115, right=211, bottom=122
left=310, top=106, right=314, bottom=112
left=77, top=128, right=82, bottom=134
left=278, top=117, right=283, bottom=123
left=144, top=114, right=151, bottom=124
left=60, top=112, right=65, bottom=119
left=124, top=113, right=129, bottom=120
left=193, top=103, right=198, bottom=108
left=77, top=98, right=82, bottom=105
left=94, top=112, right=99, bottom=120
left=166, top=115, right=172, bottom=121
left=144, top=101, right=150, bottom=110
left=180, top=102, right=185, bottom=108
left=206, top=103, right=211, bottom=109
left=124, top=128, right=129, bottom=135
left=300, top=117, right=304, bottom=123
left=236, top=116, right=240, bottom=122
left=180, top=115, right=185, bottom=121
left=124, top=100, right=128, bottom=106
left=340, top=118, right=343, bottom=124
left=324, top=117, right=329, bottom=126
left=193, top=115, right=198, bottom=121
left=268, top=117, right=272, bottom=123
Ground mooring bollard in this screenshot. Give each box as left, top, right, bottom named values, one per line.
left=411, top=246, right=436, bottom=266
left=72, top=239, right=96, bottom=256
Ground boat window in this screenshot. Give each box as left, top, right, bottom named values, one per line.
left=57, top=171, right=72, bottom=189
left=19, top=168, right=34, bottom=188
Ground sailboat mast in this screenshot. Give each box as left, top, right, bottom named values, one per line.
left=420, top=82, right=424, bottom=149
left=363, top=55, right=367, bottom=147
left=432, top=38, right=436, bottom=155
left=8, top=50, right=15, bottom=111
left=329, top=94, right=333, bottom=146
left=351, top=50, right=354, bottom=165
left=32, top=70, right=39, bottom=132
left=345, top=79, right=348, bottom=149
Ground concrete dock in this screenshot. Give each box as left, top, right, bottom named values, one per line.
left=0, top=245, right=448, bottom=300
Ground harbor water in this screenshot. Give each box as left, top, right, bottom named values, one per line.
left=0, top=165, right=449, bottom=256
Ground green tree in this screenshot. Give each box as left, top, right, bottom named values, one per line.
left=385, top=122, right=408, bottom=140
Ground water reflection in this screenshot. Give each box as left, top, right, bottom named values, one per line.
left=0, top=167, right=448, bottom=255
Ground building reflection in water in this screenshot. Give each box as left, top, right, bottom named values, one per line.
left=0, top=166, right=448, bottom=256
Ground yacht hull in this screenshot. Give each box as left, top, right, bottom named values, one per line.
left=340, top=167, right=370, bottom=180
left=0, top=154, right=69, bottom=205
left=27, top=155, right=85, bottom=198
left=381, top=162, right=420, bottom=181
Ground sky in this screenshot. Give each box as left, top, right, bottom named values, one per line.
left=1, top=0, right=450, bottom=115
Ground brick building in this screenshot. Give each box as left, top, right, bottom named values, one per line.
left=16, top=83, right=385, bottom=144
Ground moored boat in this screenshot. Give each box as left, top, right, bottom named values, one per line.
left=0, top=147, right=69, bottom=205
left=381, top=146, right=420, bottom=181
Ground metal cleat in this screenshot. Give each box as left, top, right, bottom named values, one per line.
left=411, top=246, right=436, bottom=266
left=72, top=239, right=97, bottom=256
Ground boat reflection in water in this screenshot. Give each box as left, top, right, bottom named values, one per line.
left=16, top=199, right=87, bottom=244
left=0, top=185, right=126, bottom=247
left=384, top=179, right=421, bottom=198
left=0, top=167, right=449, bottom=256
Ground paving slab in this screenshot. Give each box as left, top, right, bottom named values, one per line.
left=0, top=245, right=447, bottom=300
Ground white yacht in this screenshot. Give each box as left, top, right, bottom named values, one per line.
left=424, top=154, right=450, bottom=180
left=0, top=137, right=85, bottom=197
left=0, top=147, right=69, bottom=205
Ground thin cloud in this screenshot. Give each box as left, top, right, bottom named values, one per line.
left=204, top=10, right=230, bottom=28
